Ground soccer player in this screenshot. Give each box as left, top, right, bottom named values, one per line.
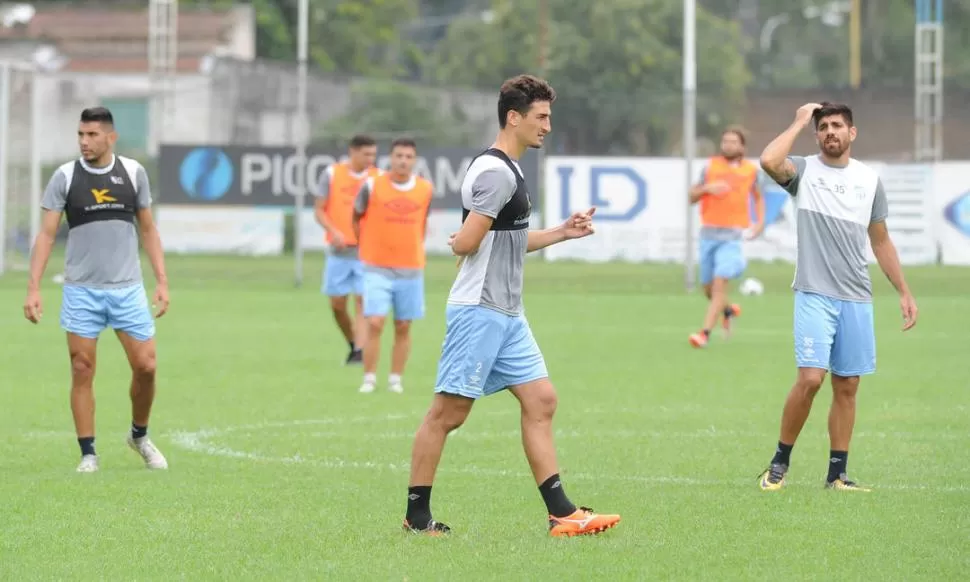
left=351, top=137, right=432, bottom=394
left=402, top=74, right=620, bottom=537
left=758, top=102, right=918, bottom=492
left=313, top=134, right=380, bottom=365
left=22, top=107, right=170, bottom=473
left=688, top=126, right=765, bottom=347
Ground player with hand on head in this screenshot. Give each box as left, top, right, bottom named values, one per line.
left=688, top=125, right=766, bottom=347
left=758, top=102, right=918, bottom=492
left=313, top=134, right=380, bottom=365
left=23, top=107, right=170, bottom=473
left=352, top=137, right=432, bottom=394
left=402, top=74, right=620, bottom=537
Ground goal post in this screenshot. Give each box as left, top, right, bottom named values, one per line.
left=0, top=60, right=40, bottom=277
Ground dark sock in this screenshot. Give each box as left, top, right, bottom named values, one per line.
left=538, top=473, right=577, bottom=518
left=78, top=437, right=95, bottom=457
left=702, top=329, right=710, bottom=338
left=406, top=486, right=433, bottom=527
left=771, top=441, right=794, bottom=465
left=828, top=450, right=848, bottom=481
left=131, top=423, right=148, bottom=440
left=723, top=306, right=734, bottom=318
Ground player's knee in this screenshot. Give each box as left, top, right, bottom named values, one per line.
left=367, top=316, right=386, bottom=334
left=132, top=353, right=157, bottom=379
left=831, top=375, right=860, bottom=401
left=393, top=320, right=410, bottom=336
left=330, top=296, right=348, bottom=313
left=70, top=352, right=94, bottom=379
left=703, top=284, right=713, bottom=299
left=521, top=382, right=558, bottom=421
left=427, top=399, right=471, bottom=433
left=795, top=368, right=825, bottom=395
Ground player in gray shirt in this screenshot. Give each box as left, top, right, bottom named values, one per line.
left=23, top=107, right=170, bottom=474
left=402, top=75, right=620, bottom=538
left=758, top=102, right=918, bottom=492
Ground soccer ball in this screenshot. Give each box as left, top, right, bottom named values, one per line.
left=739, top=277, right=764, bottom=296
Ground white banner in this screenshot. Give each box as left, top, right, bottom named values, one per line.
left=157, top=206, right=285, bottom=256
left=934, top=163, right=970, bottom=265
left=545, top=156, right=943, bottom=266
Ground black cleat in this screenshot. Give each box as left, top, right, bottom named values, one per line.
left=345, top=349, right=363, bottom=365
left=403, top=518, right=451, bottom=536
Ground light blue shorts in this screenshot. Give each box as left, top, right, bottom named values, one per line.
left=434, top=304, right=549, bottom=400
left=362, top=270, right=424, bottom=321
left=60, top=283, right=155, bottom=342
left=699, top=238, right=746, bottom=285
left=793, top=290, right=875, bottom=376
left=322, top=254, right=364, bottom=297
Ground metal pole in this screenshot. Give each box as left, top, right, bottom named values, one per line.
left=29, top=67, right=40, bottom=245
left=849, top=0, right=861, bottom=88
left=0, top=63, right=10, bottom=276
left=683, top=0, right=697, bottom=292
left=537, top=0, right=548, bottom=257
left=294, top=0, right=308, bottom=287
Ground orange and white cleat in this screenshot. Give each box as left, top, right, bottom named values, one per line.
left=689, top=331, right=709, bottom=348
left=548, top=507, right=620, bottom=537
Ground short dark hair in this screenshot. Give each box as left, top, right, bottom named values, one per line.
left=812, top=102, right=854, bottom=129
left=80, top=107, right=113, bottom=126
left=390, top=136, right=417, bottom=151
left=349, top=134, right=376, bottom=149
left=497, top=74, right=556, bottom=129
left=722, top=125, right=747, bottom=145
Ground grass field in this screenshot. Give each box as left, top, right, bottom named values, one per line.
left=1, top=252, right=968, bottom=581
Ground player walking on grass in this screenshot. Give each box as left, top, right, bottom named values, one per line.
left=688, top=126, right=765, bottom=347
left=402, top=75, right=620, bottom=537
left=23, top=107, right=169, bottom=473
left=352, top=137, right=432, bottom=394
left=313, top=134, right=380, bottom=365
left=758, top=102, right=918, bottom=492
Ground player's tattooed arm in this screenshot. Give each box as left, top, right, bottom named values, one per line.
left=760, top=102, right=819, bottom=191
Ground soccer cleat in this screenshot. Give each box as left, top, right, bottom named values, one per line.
left=722, top=303, right=742, bottom=337
left=825, top=474, right=871, bottom=492
left=76, top=454, right=99, bottom=473
left=345, top=349, right=363, bottom=366
left=548, top=507, right=620, bottom=537
left=689, top=331, right=709, bottom=348
left=402, top=518, right=451, bottom=536
left=127, top=435, right=169, bottom=469
left=359, top=380, right=375, bottom=393
left=758, top=463, right=788, bottom=491
left=388, top=381, right=404, bottom=394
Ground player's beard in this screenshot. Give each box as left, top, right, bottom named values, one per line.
left=822, top=138, right=846, bottom=157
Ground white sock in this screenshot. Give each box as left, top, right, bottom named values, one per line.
left=363, top=373, right=376, bottom=385
left=388, top=373, right=402, bottom=386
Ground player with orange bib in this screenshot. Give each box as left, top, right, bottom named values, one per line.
left=352, top=137, right=433, bottom=394
left=313, top=135, right=380, bottom=365
left=688, top=126, right=766, bottom=347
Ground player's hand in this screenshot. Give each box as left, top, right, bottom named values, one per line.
left=153, top=284, right=170, bottom=318
left=330, top=231, right=347, bottom=251
left=705, top=181, right=731, bottom=196
left=563, top=207, right=596, bottom=239
left=745, top=223, right=765, bottom=240
left=900, top=292, right=918, bottom=331
left=794, top=103, right=822, bottom=126
left=23, top=290, right=42, bottom=324
left=448, top=233, right=465, bottom=268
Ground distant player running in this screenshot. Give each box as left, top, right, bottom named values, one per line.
left=23, top=107, right=170, bottom=473
left=313, top=134, right=380, bottom=365
left=402, top=75, right=620, bottom=537
left=688, top=126, right=765, bottom=347
left=758, top=102, right=918, bottom=491
left=352, top=137, right=432, bottom=394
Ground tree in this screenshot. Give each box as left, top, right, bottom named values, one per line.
left=314, top=79, right=479, bottom=148
left=423, top=0, right=751, bottom=155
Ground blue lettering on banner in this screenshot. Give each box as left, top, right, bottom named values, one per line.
left=556, top=165, right=648, bottom=221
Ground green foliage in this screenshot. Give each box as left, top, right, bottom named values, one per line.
left=314, top=79, right=478, bottom=148
left=424, top=0, right=751, bottom=155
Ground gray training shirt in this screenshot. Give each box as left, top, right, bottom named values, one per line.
left=782, top=155, right=888, bottom=302
left=41, top=155, right=152, bottom=288
left=447, top=154, right=530, bottom=316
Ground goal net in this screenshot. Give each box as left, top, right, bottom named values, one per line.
left=0, top=62, right=40, bottom=276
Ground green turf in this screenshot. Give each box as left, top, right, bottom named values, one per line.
left=1, top=252, right=968, bottom=581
